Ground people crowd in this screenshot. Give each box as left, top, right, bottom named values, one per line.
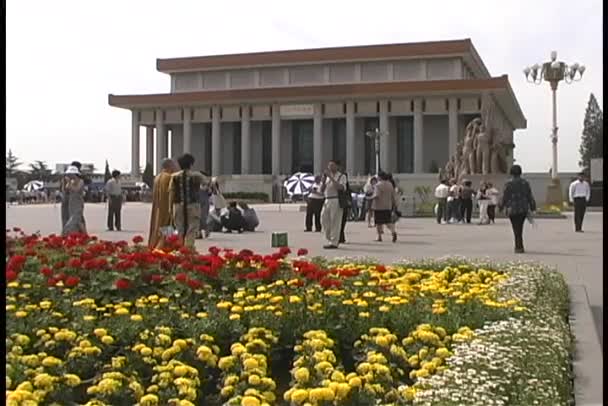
left=435, top=178, right=502, bottom=225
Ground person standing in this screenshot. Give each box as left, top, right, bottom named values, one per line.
left=198, top=173, right=212, bottom=239
left=486, top=182, right=499, bottom=224
left=60, top=161, right=82, bottom=228
left=460, top=180, right=474, bottom=224
left=434, top=179, right=449, bottom=224
left=62, top=166, right=87, bottom=236
left=148, top=158, right=177, bottom=249
left=499, top=165, right=536, bottom=253
left=239, top=202, right=259, bottom=232
left=337, top=161, right=351, bottom=244
left=448, top=179, right=462, bottom=223
left=305, top=175, right=324, bottom=232
left=371, top=172, right=398, bottom=242
left=104, top=170, right=123, bottom=231
left=362, top=176, right=378, bottom=226
left=320, top=160, right=347, bottom=249
left=169, top=154, right=207, bottom=247
left=476, top=182, right=490, bottom=225
left=569, top=172, right=591, bottom=232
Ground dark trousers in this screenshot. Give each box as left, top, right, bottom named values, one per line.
left=340, top=207, right=348, bottom=243
left=509, top=213, right=527, bottom=250
left=488, top=205, right=496, bottom=222
left=460, top=199, right=473, bottom=223
left=573, top=197, right=587, bottom=231
left=451, top=199, right=461, bottom=221
left=305, top=198, right=324, bottom=231
left=436, top=198, right=448, bottom=223
left=107, top=195, right=122, bottom=230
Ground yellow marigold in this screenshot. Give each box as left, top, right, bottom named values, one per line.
left=248, top=374, right=261, bottom=385
left=64, top=374, right=81, bottom=387
left=242, top=358, right=258, bottom=370
left=241, top=396, right=261, bottom=406
left=290, top=388, right=309, bottom=404
left=294, top=367, right=309, bottom=383
left=130, top=314, right=143, bottom=322
left=218, top=356, right=236, bottom=370
left=101, top=335, right=115, bottom=345
left=140, top=393, right=159, bottom=405
left=229, top=314, right=241, bottom=320
left=41, top=356, right=62, bottom=368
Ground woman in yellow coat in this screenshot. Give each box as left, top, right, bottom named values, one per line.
left=148, top=159, right=177, bottom=249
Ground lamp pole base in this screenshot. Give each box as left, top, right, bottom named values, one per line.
left=545, top=178, right=563, bottom=206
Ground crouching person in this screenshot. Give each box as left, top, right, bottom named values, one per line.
left=239, top=202, right=259, bottom=232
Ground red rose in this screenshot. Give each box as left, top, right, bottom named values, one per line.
left=279, top=247, right=291, bottom=256
left=375, top=265, right=387, bottom=273
left=68, top=258, right=82, bottom=268
left=208, top=246, right=221, bottom=256
left=6, top=270, right=18, bottom=281
left=150, top=274, right=164, bottom=283
left=47, top=277, right=58, bottom=287
left=65, top=276, right=80, bottom=287
left=132, top=235, right=144, bottom=244
left=296, top=248, right=308, bottom=256
left=115, top=278, right=131, bottom=290
left=187, top=279, right=203, bottom=290
left=175, top=273, right=188, bottom=283
left=40, top=267, right=53, bottom=277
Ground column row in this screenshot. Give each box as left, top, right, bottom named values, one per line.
left=131, top=98, right=461, bottom=176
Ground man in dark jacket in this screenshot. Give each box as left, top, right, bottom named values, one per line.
left=222, top=202, right=245, bottom=233
left=459, top=180, right=474, bottom=224
left=499, top=165, right=536, bottom=253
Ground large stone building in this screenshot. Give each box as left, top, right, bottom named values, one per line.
left=109, top=39, right=526, bottom=190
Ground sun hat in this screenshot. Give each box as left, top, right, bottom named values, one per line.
left=65, top=165, right=80, bottom=175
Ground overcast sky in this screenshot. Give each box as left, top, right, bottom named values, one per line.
left=7, top=0, right=603, bottom=174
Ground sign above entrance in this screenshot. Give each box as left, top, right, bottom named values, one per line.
left=279, top=104, right=314, bottom=117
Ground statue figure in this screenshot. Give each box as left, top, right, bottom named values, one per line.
left=461, top=118, right=481, bottom=175
left=444, top=156, right=456, bottom=180
left=475, top=124, right=491, bottom=175
left=490, top=131, right=508, bottom=174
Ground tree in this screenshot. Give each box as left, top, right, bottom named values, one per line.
left=142, top=162, right=154, bottom=188
left=6, top=150, right=21, bottom=177
left=104, top=160, right=112, bottom=183
left=579, top=93, right=603, bottom=174
left=28, top=160, right=52, bottom=182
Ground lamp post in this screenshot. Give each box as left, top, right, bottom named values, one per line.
left=365, top=128, right=386, bottom=175
left=524, top=51, right=585, bottom=180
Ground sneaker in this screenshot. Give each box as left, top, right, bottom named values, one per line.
left=392, top=233, right=397, bottom=243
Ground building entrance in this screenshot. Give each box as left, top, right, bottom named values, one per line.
left=291, top=120, right=314, bottom=173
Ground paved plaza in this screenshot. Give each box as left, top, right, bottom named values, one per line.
left=6, top=202, right=603, bottom=347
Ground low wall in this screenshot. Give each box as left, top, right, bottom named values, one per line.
left=216, top=172, right=580, bottom=205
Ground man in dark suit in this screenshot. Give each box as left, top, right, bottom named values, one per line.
left=336, top=161, right=350, bottom=244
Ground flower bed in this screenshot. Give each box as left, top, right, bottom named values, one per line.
left=6, top=230, right=573, bottom=405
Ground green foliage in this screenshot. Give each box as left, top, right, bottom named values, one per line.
left=6, top=149, right=21, bottom=176
left=104, top=160, right=112, bottom=183
left=28, top=160, right=52, bottom=182
left=413, top=185, right=432, bottom=204
left=223, top=192, right=269, bottom=202
left=579, top=93, right=603, bottom=173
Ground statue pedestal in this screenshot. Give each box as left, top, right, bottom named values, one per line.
left=545, top=178, right=563, bottom=206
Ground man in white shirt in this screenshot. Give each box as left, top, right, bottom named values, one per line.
left=305, top=175, right=325, bottom=232
left=320, top=160, right=347, bottom=249
left=104, top=170, right=123, bottom=231
left=434, top=179, right=450, bottom=224
left=569, top=172, right=591, bottom=232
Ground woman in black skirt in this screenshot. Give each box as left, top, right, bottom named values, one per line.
left=371, top=172, right=398, bottom=242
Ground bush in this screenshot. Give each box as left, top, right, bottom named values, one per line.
left=223, top=192, right=269, bottom=202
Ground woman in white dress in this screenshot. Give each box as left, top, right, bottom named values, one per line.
left=476, top=182, right=490, bottom=225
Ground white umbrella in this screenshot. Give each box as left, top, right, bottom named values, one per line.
left=283, top=172, right=315, bottom=196
left=135, top=182, right=150, bottom=189
left=23, top=181, right=44, bottom=192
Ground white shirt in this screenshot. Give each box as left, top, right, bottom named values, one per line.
left=487, top=187, right=499, bottom=206
left=104, top=178, right=122, bottom=196
left=434, top=184, right=449, bottom=199
left=569, top=180, right=591, bottom=202
left=322, top=171, right=347, bottom=198
left=307, top=182, right=324, bottom=200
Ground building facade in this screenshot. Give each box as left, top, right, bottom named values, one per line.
left=109, top=39, right=526, bottom=181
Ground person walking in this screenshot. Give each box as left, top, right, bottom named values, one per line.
left=362, top=176, right=378, bottom=226
left=62, top=165, right=87, bottom=236
left=169, top=154, right=208, bottom=247
left=148, top=158, right=177, bottom=249
left=434, top=179, right=449, bottom=224
left=486, top=182, right=499, bottom=224
left=320, top=160, right=347, bottom=249
left=371, top=172, right=398, bottom=242
left=198, top=173, right=212, bottom=239
left=304, top=175, right=324, bottom=232
left=104, top=170, right=123, bottom=231
left=476, top=182, right=490, bottom=225
left=239, top=202, right=259, bottom=232
left=569, top=172, right=591, bottom=232
left=499, top=165, right=536, bottom=253
left=460, top=180, right=474, bottom=224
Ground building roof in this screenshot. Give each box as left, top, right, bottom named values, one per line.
left=157, top=39, right=490, bottom=77
left=108, top=76, right=526, bottom=129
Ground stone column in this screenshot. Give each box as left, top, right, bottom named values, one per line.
left=271, top=103, right=281, bottom=175
left=346, top=101, right=355, bottom=175
left=413, top=99, right=424, bottom=173
left=183, top=107, right=192, bottom=154
left=146, top=126, right=154, bottom=167
left=448, top=98, right=458, bottom=158
left=131, top=110, right=140, bottom=176
left=211, top=106, right=221, bottom=176
left=241, top=106, right=251, bottom=174
left=313, top=103, right=323, bottom=175
left=379, top=100, right=390, bottom=173
left=155, top=109, right=166, bottom=174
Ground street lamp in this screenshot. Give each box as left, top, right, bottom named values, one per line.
left=524, top=51, right=585, bottom=181
left=365, top=128, right=387, bottom=175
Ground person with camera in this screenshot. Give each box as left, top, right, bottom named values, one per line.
left=320, top=160, right=347, bottom=249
